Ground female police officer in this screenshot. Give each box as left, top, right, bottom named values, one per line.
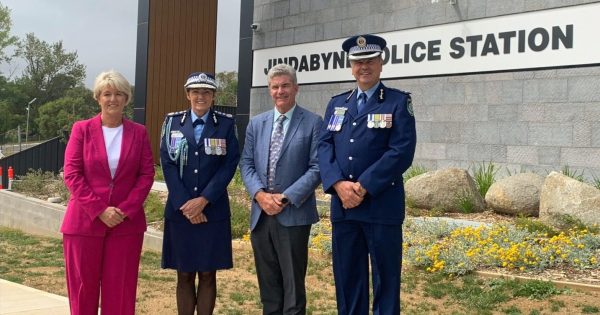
left=160, top=72, right=240, bottom=315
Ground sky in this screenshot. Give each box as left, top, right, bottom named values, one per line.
left=1, top=0, right=241, bottom=87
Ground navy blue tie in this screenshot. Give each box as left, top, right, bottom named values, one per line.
left=357, top=93, right=368, bottom=114
left=192, top=119, right=204, bottom=128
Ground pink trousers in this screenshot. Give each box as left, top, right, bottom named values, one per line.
left=63, top=232, right=144, bottom=315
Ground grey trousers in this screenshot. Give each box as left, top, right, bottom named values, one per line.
left=250, top=214, right=311, bottom=315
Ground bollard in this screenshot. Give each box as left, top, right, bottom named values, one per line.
left=0, top=166, right=3, bottom=189
left=7, top=166, right=13, bottom=190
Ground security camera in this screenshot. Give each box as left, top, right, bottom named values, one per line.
left=251, top=23, right=260, bottom=32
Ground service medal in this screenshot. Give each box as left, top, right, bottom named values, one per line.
left=376, top=114, right=382, bottom=128
left=385, top=114, right=392, bottom=128
left=379, top=116, right=387, bottom=128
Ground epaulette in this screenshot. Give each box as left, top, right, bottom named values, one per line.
left=387, top=87, right=411, bottom=96
left=166, top=110, right=186, bottom=117
left=331, top=89, right=354, bottom=99
left=214, top=110, right=234, bottom=119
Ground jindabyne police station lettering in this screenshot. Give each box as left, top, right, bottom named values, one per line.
left=252, top=3, right=600, bottom=87
left=262, top=25, right=572, bottom=72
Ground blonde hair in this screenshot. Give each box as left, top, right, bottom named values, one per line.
left=93, top=70, right=132, bottom=104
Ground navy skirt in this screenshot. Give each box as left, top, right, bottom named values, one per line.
left=161, top=218, right=233, bottom=272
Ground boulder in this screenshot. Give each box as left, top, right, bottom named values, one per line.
left=485, top=173, right=545, bottom=216
left=405, top=168, right=485, bottom=212
left=539, top=171, right=600, bottom=228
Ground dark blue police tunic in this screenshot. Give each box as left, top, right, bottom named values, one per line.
left=160, top=109, right=240, bottom=272
left=318, top=82, right=416, bottom=314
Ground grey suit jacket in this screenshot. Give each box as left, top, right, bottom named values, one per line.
left=240, top=105, right=323, bottom=230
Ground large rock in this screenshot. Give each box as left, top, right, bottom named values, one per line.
left=405, top=168, right=485, bottom=212
left=485, top=173, right=545, bottom=216
left=539, top=171, right=600, bottom=228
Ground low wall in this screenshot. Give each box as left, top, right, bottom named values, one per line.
left=0, top=190, right=163, bottom=252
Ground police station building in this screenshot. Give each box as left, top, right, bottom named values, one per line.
left=244, top=0, right=600, bottom=177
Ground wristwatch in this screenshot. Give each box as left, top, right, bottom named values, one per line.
left=281, top=194, right=289, bottom=204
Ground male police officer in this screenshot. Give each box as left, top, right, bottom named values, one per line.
left=318, top=34, right=417, bottom=314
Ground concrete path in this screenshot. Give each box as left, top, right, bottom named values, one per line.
left=0, top=279, right=69, bottom=315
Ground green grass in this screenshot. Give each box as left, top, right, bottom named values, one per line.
left=0, top=227, right=64, bottom=284
left=144, top=191, right=164, bottom=223
left=2, top=227, right=595, bottom=314
left=229, top=168, right=251, bottom=239
left=511, top=280, right=564, bottom=300
left=582, top=305, right=600, bottom=313
left=154, top=165, right=165, bottom=181
left=549, top=300, right=565, bottom=312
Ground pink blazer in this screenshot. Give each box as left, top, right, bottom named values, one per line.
left=61, top=114, right=155, bottom=237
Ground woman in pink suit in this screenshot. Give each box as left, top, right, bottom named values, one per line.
left=61, top=70, right=155, bottom=315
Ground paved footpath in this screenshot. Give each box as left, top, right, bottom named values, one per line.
left=0, top=279, right=69, bottom=315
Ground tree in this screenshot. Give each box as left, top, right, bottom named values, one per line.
left=215, top=71, right=237, bottom=106
left=17, top=33, right=86, bottom=105
left=0, top=75, right=27, bottom=133
left=16, top=33, right=86, bottom=135
left=35, top=86, right=97, bottom=139
left=0, top=3, right=18, bottom=66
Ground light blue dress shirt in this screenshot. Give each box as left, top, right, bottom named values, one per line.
left=190, top=110, right=209, bottom=143
left=272, top=104, right=296, bottom=138
left=357, top=81, right=381, bottom=112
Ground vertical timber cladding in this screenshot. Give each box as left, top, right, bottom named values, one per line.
left=145, top=0, right=217, bottom=162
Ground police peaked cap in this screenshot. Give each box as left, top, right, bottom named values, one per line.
left=342, top=34, right=387, bottom=60
left=184, top=72, right=217, bottom=90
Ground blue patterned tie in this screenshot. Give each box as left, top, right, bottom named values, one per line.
left=268, top=115, right=287, bottom=190
left=357, top=93, right=367, bottom=114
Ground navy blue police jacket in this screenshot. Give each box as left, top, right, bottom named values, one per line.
left=318, top=82, right=416, bottom=225
left=160, top=109, right=240, bottom=223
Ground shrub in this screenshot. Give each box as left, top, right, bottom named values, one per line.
left=473, top=161, right=498, bottom=197
left=455, top=192, right=476, bottom=214
left=514, top=216, right=558, bottom=237
left=404, top=220, right=600, bottom=275
left=560, top=165, right=584, bottom=182
left=310, top=220, right=332, bottom=253
left=404, top=164, right=428, bottom=183
left=591, top=175, right=600, bottom=190
left=12, top=169, right=68, bottom=201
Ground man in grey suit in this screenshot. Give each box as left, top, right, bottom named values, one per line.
left=240, top=63, right=322, bottom=315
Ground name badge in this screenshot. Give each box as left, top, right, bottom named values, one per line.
left=169, top=131, right=184, bottom=153
left=204, top=138, right=227, bottom=155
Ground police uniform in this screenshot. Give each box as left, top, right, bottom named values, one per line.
left=160, top=73, right=240, bottom=272
left=318, top=35, right=417, bottom=314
